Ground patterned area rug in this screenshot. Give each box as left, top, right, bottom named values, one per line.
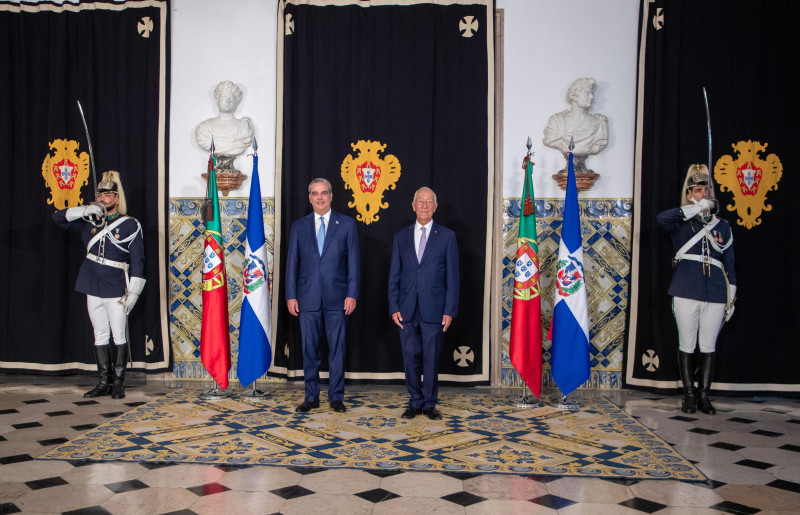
left=40, top=390, right=704, bottom=480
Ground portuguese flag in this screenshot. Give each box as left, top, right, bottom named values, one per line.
left=509, top=153, right=543, bottom=397
left=200, top=155, right=231, bottom=389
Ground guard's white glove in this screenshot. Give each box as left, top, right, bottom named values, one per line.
left=725, top=284, right=737, bottom=321
left=65, top=203, right=104, bottom=222
left=681, top=198, right=714, bottom=219
left=123, top=277, right=147, bottom=315
left=698, top=198, right=714, bottom=212
left=681, top=203, right=702, bottom=219
left=84, top=203, right=105, bottom=218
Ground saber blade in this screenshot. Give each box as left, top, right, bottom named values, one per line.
left=702, top=87, right=713, bottom=188
left=701, top=87, right=718, bottom=217
left=76, top=100, right=98, bottom=200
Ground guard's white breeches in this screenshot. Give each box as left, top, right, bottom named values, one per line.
left=87, top=295, right=127, bottom=346
left=672, top=296, right=725, bottom=353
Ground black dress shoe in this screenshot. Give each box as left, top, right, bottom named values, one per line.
left=423, top=407, right=442, bottom=420
left=295, top=399, right=319, bottom=412
left=330, top=400, right=346, bottom=413
left=401, top=407, right=419, bottom=419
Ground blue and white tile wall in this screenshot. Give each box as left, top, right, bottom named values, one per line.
left=169, top=198, right=274, bottom=383
left=501, top=199, right=631, bottom=390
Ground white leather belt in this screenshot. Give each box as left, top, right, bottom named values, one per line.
left=85, top=253, right=129, bottom=272
left=679, top=253, right=723, bottom=270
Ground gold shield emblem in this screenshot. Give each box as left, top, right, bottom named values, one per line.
left=715, top=140, right=783, bottom=229
left=340, top=140, right=401, bottom=225
left=41, top=139, right=90, bottom=210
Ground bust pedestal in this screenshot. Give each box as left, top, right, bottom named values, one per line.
left=551, top=153, right=600, bottom=192
left=201, top=155, right=247, bottom=196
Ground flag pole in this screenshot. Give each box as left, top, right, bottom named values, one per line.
left=241, top=382, right=271, bottom=400
left=200, top=380, right=227, bottom=401
left=236, top=138, right=272, bottom=401
left=510, top=383, right=540, bottom=408
left=552, top=388, right=581, bottom=410
left=199, top=136, right=231, bottom=401
left=508, top=136, right=541, bottom=409
left=550, top=136, right=583, bottom=411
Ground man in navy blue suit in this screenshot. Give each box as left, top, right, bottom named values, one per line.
left=388, top=187, right=459, bottom=420
left=286, top=178, right=360, bottom=413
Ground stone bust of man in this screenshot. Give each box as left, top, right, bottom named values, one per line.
left=543, top=78, right=608, bottom=156
left=195, top=80, right=255, bottom=158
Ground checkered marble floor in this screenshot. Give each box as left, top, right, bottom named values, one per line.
left=1, top=376, right=799, bottom=514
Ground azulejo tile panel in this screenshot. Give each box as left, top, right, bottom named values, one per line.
left=169, top=197, right=631, bottom=390
left=169, top=198, right=275, bottom=382
left=502, top=199, right=632, bottom=390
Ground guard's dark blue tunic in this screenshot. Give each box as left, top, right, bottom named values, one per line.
left=657, top=208, right=735, bottom=303
left=53, top=210, right=144, bottom=298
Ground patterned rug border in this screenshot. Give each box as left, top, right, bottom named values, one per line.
left=39, top=390, right=706, bottom=481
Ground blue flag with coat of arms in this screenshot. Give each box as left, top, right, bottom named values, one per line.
left=237, top=154, right=273, bottom=386
left=549, top=152, right=591, bottom=396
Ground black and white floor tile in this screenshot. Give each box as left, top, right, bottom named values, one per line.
left=1, top=376, right=799, bottom=514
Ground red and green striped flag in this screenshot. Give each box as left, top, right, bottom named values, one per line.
left=509, top=152, right=543, bottom=397
left=200, top=154, right=231, bottom=389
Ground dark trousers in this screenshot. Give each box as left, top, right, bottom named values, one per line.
left=398, top=306, right=444, bottom=410
left=299, top=309, right=346, bottom=403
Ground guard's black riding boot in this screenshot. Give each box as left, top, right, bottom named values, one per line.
left=678, top=351, right=697, bottom=414
left=111, top=343, right=129, bottom=399
left=697, top=352, right=716, bottom=415
left=107, top=342, right=117, bottom=385
left=84, top=345, right=113, bottom=398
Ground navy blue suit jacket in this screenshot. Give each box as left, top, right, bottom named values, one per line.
left=285, top=210, right=360, bottom=311
left=388, top=222, right=459, bottom=324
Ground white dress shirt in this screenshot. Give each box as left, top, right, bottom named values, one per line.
left=315, top=210, right=331, bottom=235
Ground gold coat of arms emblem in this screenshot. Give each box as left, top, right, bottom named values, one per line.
left=340, top=140, right=401, bottom=225
left=715, top=140, right=782, bottom=229
left=41, top=139, right=90, bottom=209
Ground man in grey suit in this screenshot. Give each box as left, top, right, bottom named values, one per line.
left=388, top=187, right=459, bottom=420
left=286, top=178, right=360, bottom=413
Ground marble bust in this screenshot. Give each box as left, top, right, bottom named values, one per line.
left=195, top=81, right=255, bottom=195
left=195, top=80, right=255, bottom=158
left=543, top=78, right=608, bottom=156
left=543, top=78, right=608, bottom=190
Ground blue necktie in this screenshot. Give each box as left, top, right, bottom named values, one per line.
left=317, top=217, right=325, bottom=255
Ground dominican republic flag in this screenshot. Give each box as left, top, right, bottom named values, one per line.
left=200, top=154, right=231, bottom=389
left=237, top=153, right=272, bottom=387
left=509, top=153, right=543, bottom=397
left=549, top=152, right=591, bottom=396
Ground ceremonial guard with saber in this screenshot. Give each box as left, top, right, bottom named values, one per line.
left=657, top=90, right=736, bottom=415
left=53, top=171, right=145, bottom=399
left=657, top=164, right=736, bottom=415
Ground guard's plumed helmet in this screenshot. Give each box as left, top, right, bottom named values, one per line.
left=680, top=164, right=714, bottom=207
left=96, top=170, right=127, bottom=215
